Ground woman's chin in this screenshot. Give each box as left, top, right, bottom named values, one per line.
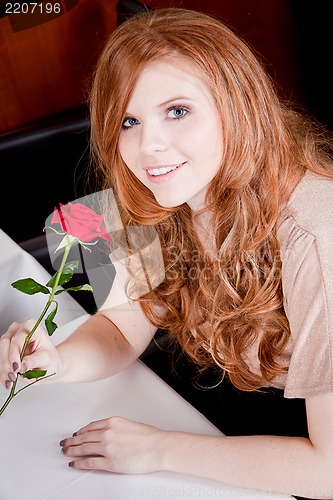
left=155, top=197, right=186, bottom=209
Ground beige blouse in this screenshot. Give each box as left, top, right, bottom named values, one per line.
left=275, top=172, right=333, bottom=398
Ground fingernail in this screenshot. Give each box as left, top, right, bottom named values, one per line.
left=59, top=439, right=66, bottom=447
left=5, top=380, right=11, bottom=390
left=72, top=432, right=77, bottom=437
left=8, top=372, right=16, bottom=382
left=21, top=362, right=28, bottom=372
left=61, top=447, right=68, bottom=454
left=68, top=461, right=74, bottom=468
left=12, top=362, right=19, bottom=372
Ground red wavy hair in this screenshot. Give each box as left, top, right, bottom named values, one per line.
left=89, top=8, right=333, bottom=391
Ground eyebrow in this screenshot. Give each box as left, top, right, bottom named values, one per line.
left=158, top=97, right=195, bottom=108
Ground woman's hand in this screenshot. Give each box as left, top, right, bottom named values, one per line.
left=59, top=416, right=166, bottom=474
left=0, top=318, right=62, bottom=389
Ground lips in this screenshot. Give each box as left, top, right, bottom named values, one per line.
left=147, top=164, right=179, bottom=176
left=144, top=162, right=186, bottom=182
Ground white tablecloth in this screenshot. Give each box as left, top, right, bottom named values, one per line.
left=0, top=228, right=291, bottom=500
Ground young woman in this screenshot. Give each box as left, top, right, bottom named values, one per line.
left=1, top=8, right=333, bottom=499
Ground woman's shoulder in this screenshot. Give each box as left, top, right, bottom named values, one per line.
left=282, top=172, right=333, bottom=236
left=277, top=171, right=333, bottom=268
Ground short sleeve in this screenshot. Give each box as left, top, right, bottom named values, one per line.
left=278, top=175, right=333, bottom=399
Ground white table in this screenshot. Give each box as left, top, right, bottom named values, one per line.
left=0, top=228, right=291, bottom=500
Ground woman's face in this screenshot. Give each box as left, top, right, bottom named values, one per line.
left=118, top=58, right=223, bottom=211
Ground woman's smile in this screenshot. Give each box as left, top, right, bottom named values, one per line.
left=145, top=161, right=186, bottom=182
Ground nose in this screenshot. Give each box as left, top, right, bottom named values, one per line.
left=139, top=122, right=168, bottom=155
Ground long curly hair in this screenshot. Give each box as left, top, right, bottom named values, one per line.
left=89, top=8, right=333, bottom=391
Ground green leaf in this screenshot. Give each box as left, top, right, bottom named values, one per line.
left=47, top=261, right=79, bottom=288
left=45, top=304, right=58, bottom=336
left=11, top=278, right=50, bottom=295
left=55, top=284, right=93, bottom=295
left=58, top=264, right=79, bottom=286
left=21, top=369, right=47, bottom=379
left=63, top=260, right=80, bottom=274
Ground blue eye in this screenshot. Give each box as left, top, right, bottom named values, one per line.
left=122, top=117, right=140, bottom=129
left=167, top=106, right=189, bottom=119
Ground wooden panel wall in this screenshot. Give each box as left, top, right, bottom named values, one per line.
left=0, top=0, right=117, bottom=134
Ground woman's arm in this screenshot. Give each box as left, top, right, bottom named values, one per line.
left=55, top=297, right=158, bottom=383
left=61, top=392, right=333, bottom=499
left=54, top=311, right=153, bottom=383
left=0, top=301, right=156, bottom=388
left=160, top=392, right=333, bottom=499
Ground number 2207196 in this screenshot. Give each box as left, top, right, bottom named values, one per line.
left=5, top=3, right=61, bottom=14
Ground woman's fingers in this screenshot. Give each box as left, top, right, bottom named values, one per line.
left=60, top=428, right=122, bottom=472
left=60, top=416, right=164, bottom=474
left=68, top=457, right=111, bottom=471
left=59, top=418, right=117, bottom=453
left=0, top=322, right=30, bottom=387
left=8, top=329, right=34, bottom=368
left=60, top=429, right=102, bottom=449
left=61, top=440, right=102, bottom=458
left=0, top=319, right=54, bottom=388
left=72, top=417, right=110, bottom=435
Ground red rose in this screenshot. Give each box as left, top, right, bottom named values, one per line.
left=51, top=202, right=112, bottom=242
